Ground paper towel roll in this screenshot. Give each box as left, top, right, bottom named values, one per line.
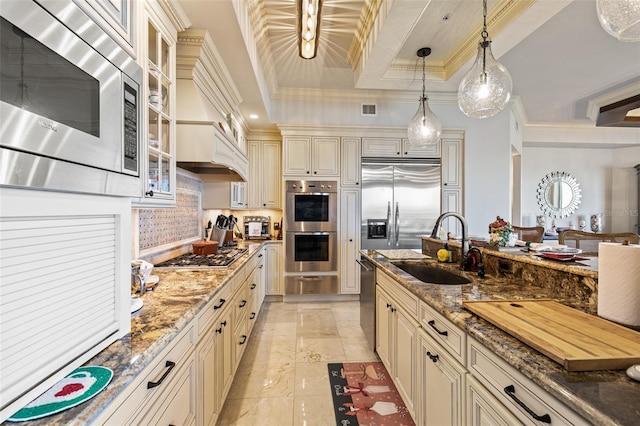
left=597, top=242, right=640, bottom=327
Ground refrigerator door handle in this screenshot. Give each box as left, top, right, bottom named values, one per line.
left=395, top=202, right=400, bottom=246
left=387, top=201, right=392, bottom=246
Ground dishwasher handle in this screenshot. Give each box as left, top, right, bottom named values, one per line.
left=356, top=258, right=374, bottom=271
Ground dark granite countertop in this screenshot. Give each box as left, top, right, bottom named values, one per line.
left=361, top=249, right=640, bottom=426
left=4, top=241, right=276, bottom=426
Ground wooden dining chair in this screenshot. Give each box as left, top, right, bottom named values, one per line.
left=558, top=230, right=639, bottom=255
left=513, top=226, right=545, bottom=243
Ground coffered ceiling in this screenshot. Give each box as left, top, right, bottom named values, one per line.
left=177, top=0, right=640, bottom=134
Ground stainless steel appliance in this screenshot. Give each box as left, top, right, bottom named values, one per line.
left=285, top=180, right=338, bottom=294
left=285, top=231, right=338, bottom=272
left=361, top=158, right=441, bottom=250
left=243, top=216, right=271, bottom=240
left=0, top=0, right=142, bottom=197
left=154, top=247, right=248, bottom=269
left=285, top=180, right=337, bottom=232
left=357, top=256, right=376, bottom=350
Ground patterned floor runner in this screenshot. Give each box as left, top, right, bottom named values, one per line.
left=327, top=362, right=415, bottom=426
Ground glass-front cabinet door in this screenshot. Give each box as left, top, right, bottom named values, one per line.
left=139, top=8, right=176, bottom=205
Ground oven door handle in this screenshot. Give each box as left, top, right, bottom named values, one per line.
left=296, top=276, right=325, bottom=281
left=356, top=259, right=374, bottom=271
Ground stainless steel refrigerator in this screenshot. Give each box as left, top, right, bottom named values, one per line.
left=361, top=158, right=441, bottom=250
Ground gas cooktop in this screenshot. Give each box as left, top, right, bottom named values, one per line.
left=154, top=247, right=248, bottom=269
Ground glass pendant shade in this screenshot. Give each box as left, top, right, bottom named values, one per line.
left=407, top=96, right=442, bottom=146
left=596, top=0, right=640, bottom=41
left=458, top=40, right=512, bottom=119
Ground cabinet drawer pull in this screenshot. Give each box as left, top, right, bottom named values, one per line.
left=251, top=283, right=257, bottom=289
left=239, top=335, right=247, bottom=344
left=391, top=307, right=396, bottom=313
left=426, top=351, right=439, bottom=362
left=258, top=254, right=263, bottom=258
left=147, top=361, right=175, bottom=389
left=239, top=300, right=247, bottom=308
left=386, top=303, right=392, bottom=309
left=427, top=320, right=448, bottom=336
left=214, top=298, right=226, bottom=310
left=250, top=312, right=256, bottom=319
left=503, top=385, right=551, bottom=424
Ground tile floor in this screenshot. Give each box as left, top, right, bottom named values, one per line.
left=216, top=300, right=379, bottom=425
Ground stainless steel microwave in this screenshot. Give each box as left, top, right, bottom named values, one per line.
left=0, top=0, right=142, bottom=197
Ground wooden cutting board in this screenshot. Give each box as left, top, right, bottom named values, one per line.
left=463, top=300, right=640, bottom=371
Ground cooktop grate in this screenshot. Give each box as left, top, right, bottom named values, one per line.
left=154, top=247, right=248, bottom=269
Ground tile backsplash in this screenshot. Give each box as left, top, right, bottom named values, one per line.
left=135, top=170, right=203, bottom=260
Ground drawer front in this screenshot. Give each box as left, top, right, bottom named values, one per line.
left=468, top=337, right=589, bottom=426
left=376, top=269, right=418, bottom=319
left=467, top=375, right=521, bottom=426
left=419, top=301, right=465, bottom=365
left=104, top=325, right=195, bottom=425
left=197, top=285, right=231, bottom=338
left=233, top=284, right=249, bottom=330
left=133, top=351, right=197, bottom=426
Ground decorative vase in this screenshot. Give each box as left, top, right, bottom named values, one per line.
left=536, top=215, right=546, bottom=228
left=590, top=214, right=602, bottom=233
left=488, top=216, right=513, bottom=247
left=578, top=218, right=586, bottom=231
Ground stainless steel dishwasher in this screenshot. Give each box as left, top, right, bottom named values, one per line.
left=357, top=255, right=376, bottom=351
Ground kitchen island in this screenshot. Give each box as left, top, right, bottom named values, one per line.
left=361, top=249, right=639, bottom=426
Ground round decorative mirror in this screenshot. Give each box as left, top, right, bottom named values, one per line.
left=536, top=171, right=582, bottom=219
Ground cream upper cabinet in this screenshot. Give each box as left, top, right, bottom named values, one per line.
left=340, top=189, right=360, bottom=294
left=341, top=137, right=361, bottom=186
left=440, top=133, right=464, bottom=236
left=247, top=140, right=282, bottom=209
left=137, top=2, right=181, bottom=206
left=75, top=0, right=135, bottom=56
left=402, top=138, right=441, bottom=158
left=283, top=136, right=339, bottom=177
left=362, top=137, right=441, bottom=158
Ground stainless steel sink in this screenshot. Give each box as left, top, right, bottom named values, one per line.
left=391, top=262, right=472, bottom=285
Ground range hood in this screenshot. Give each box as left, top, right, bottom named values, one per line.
left=176, top=30, right=248, bottom=182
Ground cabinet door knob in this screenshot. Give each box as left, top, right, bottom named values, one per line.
left=313, top=171, right=317, bottom=174
left=145, top=190, right=154, bottom=197
left=306, top=171, right=310, bottom=174
left=386, top=303, right=392, bottom=309
left=396, top=152, right=400, bottom=155
left=349, top=239, right=353, bottom=242
left=251, top=283, right=257, bottom=289
left=426, top=351, right=439, bottom=362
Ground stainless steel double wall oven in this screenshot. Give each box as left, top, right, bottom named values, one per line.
left=285, top=180, right=338, bottom=294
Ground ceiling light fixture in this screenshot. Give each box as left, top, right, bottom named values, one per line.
left=458, top=0, right=512, bottom=119
left=297, top=0, right=322, bottom=59
left=407, top=47, right=442, bottom=147
left=596, top=0, right=640, bottom=41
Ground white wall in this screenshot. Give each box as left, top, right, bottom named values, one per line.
left=521, top=146, right=640, bottom=233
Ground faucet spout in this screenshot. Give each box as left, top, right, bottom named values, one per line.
left=431, top=212, right=469, bottom=268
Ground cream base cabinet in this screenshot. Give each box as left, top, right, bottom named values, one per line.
left=340, top=189, right=360, bottom=294
left=375, top=285, right=418, bottom=420
left=265, top=244, right=282, bottom=295
left=283, top=136, right=340, bottom=177
left=467, top=375, right=521, bottom=426
left=417, top=329, right=466, bottom=426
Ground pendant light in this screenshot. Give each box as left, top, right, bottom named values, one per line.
left=298, top=0, right=322, bottom=59
left=407, top=47, right=442, bottom=147
left=457, top=0, right=512, bottom=119
left=596, top=0, right=640, bottom=41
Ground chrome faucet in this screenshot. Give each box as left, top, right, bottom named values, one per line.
left=430, top=212, right=469, bottom=268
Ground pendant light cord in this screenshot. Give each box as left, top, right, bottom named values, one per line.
left=421, top=54, right=426, bottom=119
left=481, top=0, right=488, bottom=79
